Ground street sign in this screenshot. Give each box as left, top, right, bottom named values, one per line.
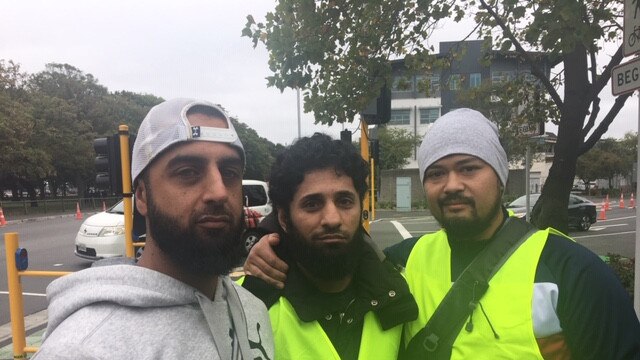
left=624, top=0, right=640, bottom=56
left=612, top=57, right=640, bottom=96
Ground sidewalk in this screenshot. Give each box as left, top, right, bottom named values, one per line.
left=0, top=310, right=48, bottom=360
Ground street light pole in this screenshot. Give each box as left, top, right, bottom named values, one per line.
left=525, top=144, right=531, bottom=222
left=296, top=87, right=302, bottom=139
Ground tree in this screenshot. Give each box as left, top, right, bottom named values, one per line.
left=230, top=118, right=280, bottom=181
left=245, top=0, right=630, bottom=232
left=576, top=135, right=637, bottom=191
left=0, top=60, right=53, bottom=199
left=377, top=127, right=419, bottom=170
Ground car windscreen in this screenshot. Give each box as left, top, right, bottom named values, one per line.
left=243, top=185, right=268, bottom=207
left=108, top=201, right=125, bottom=214
left=507, top=194, right=540, bottom=208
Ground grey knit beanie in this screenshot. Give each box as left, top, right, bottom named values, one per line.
left=418, top=108, right=508, bottom=185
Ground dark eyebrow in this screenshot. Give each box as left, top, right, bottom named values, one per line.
left=335, top=190, right=356, bottom=198
left=166, top=154, right=207, bottom=169
left=217, top=155, right=243, bottom=169
left=165, top=154, right=242, bottom=169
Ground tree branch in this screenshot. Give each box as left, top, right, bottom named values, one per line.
left=478, top=0, right=563, bottom=108
left=579, top=92, right=631, bottom=155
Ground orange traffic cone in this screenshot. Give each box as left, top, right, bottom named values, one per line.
left=0, top=207, right=6, bottom=227
left=631, top=193, right=636, bottom=209
left=598, top=206, right=607, bottom=221
left=605, top=194, right=610, bottom=211
left=102, top=201, right=107, bottom=212
left=75, top=202, right=83, bottom=220
left=619, top=193, right=625, bottom=209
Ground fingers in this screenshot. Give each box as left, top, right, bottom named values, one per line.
left=243, top=233, right=289, bottom=289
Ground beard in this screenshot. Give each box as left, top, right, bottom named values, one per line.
left=283, top=215, right=364, bottom=281
left=435, top=189, right=502, bottom=240
left=145, top=188, right=244, bottom=277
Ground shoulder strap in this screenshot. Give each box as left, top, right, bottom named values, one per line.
left=402, top=217, right=537, bottom=360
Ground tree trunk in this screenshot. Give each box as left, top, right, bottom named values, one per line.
left=531, top=44, right=589, bottom=233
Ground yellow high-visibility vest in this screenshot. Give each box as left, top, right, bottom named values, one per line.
left=404, top=228, right=561, bottom=359
left=269, top=297, right=402, bottom=360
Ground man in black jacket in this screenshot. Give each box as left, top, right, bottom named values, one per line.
left=242, top=133, right=417, bottom=360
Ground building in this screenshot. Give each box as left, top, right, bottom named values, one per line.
left=379, top=39, right=557, bottom=206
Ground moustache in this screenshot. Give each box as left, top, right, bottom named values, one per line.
left=438, top=193, right=475, bottom=208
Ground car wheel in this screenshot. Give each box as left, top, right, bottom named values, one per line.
left=243, top=230, right=262, bottom=252
left=578, top=214, right=591, bottom=231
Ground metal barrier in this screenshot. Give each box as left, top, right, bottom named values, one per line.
left=4, top=232, right=71, bottom=359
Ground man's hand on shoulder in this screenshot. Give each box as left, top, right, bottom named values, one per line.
left=243, top=233, right=289, bottom=289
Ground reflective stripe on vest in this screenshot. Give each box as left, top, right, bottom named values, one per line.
left=404, top=228, right=554, bottom=359
left=269, top=297, right=402, bottom=360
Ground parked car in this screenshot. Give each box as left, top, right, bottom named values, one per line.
left=75, top=200, right=128, bottom=260
left=76, top=197, right=268, bottom=261
left=505, top=193, right=597, bottom=231
left=242, top=180, right=272, bottom=217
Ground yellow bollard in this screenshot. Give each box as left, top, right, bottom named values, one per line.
left=4, top=232, right=27, bottom=359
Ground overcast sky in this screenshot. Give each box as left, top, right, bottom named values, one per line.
left=2, top=0, right=638, bottom=146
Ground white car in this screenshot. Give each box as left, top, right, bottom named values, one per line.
left=242, top=180, right=272, bottom=217
left=75, top=201, right=127, bottom=260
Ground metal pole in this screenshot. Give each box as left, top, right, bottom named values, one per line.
left=634, top=92, right=640, bottom=319
left=5, top=232, right=27, bottom=359
left=119, top=125, right=135, bottom=258
left=525, top=144, right=531, bottom=222
left=296, top=87, right=302, bottom=139
left=360, top=120, right=370, bottom=232
left=371, top=158, right=375, bottom=221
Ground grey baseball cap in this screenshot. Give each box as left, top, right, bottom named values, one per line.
left=131, top=98, right=245, bottom=185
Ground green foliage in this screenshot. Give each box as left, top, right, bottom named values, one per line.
left=243, top=0, right=445, bottom=125
left=576, top=135, right=636, bottom=189
left=0, top=60, right=281, bottom=197
left=231, top=118, right=278, bottom=181
left=605, top=253, right=635, bottom=299
left=377, top=127, right=419, bottom=170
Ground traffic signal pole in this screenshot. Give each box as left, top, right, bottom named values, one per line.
left=360, top=120, right=370, bottom=232
left=118, top=125, right=135, bottom=258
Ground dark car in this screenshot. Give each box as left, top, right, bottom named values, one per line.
left=506, top=193, right=597, bottom=231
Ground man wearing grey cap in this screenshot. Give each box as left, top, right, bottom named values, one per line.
left=34, top=98, right=274, bottom=360
left=401, top=108, right=639, bottom=359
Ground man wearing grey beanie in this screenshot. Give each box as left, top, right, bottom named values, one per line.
left=401, top=108, right=640, bottom=359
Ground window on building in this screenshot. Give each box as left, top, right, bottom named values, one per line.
left=419, top=108, right=440, bottom=124
left=470, top=73, right=481, bottom=88
left=449, top=74, right=461, bottom=91
left=491, top=71, right=515, bottom=84
left=392, top=75, right=414, bottom=93
left=389, top=109, right=411, bottom=125
left=416, top=74, right=441, bottom=97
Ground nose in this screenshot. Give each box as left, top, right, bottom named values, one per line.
left=320, top=202, right=342, bottom=229
left=443, top=171, right=464, bottom=194
left=202, top=167, right=229, bottom=204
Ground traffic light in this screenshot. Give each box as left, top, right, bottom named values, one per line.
left=360, top=84, right=391, bottom=125
left=94, top=136, right=122, bottom=195
left=340, top=130, right=352, bottom=144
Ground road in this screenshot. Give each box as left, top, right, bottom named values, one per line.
left=370, top=207, right=638, bottom=259
left=0, top=215, right=92, bottom=327
left=0, top=207, right=637, bottom=334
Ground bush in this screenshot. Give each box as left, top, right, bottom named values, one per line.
left=605, top=253, right=635, bottom=300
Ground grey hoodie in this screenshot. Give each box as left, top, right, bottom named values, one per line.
left=33, top=263, right=274, bottom=360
